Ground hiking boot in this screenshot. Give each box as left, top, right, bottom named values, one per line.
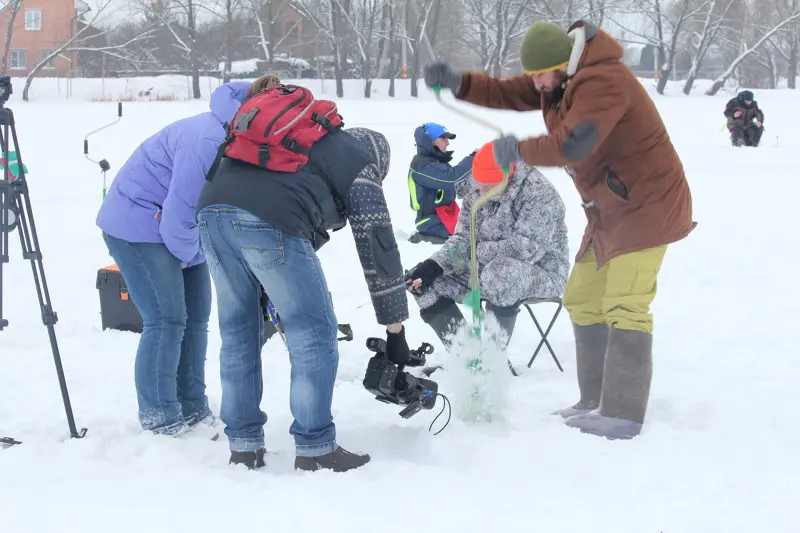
left=294, top=446, right=371, bottom=473
left=566, top=328, right=653, bottom=440
left=230, top=448, right=266, bottom=470
left=552, top=323, right=608, bottom=418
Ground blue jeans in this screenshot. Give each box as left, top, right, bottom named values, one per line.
left=196, top=206, right=339, bottom=457
left=102, top=232, right=213, bottom=435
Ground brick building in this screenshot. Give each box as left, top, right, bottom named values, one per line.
left=0, top=0, right=92, bottom=76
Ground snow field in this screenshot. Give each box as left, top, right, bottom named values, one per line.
left=0, top=80, right=798, bottom=532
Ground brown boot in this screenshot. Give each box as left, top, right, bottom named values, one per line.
left=552, top=323, right=608, bottom=418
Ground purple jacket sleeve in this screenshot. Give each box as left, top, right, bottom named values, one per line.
left=159, top=138, right=219, bottom=265
left=210, top=81, right=251, bottom=122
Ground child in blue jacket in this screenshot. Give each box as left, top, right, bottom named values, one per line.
left=408, top=122, right=474, bottom=244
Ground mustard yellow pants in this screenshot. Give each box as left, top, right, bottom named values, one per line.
left=562, top=245, right=667, bottom=334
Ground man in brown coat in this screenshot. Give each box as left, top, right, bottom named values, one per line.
left=423, top=20, right=696, bottom=439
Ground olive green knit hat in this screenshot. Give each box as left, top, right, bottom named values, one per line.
left=519, top=21, right=573, bottom=74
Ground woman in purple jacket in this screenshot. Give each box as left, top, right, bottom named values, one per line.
left=96, top=75, right=278, bottom=437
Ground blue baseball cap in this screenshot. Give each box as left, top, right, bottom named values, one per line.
left=422, top=122, right=456, bottom=140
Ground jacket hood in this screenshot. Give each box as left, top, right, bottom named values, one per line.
left=414, top=125, right=453, bottom=162
left=345, top=127, right=391, bottom=181
left=565, top=21, right=624, bottom=75
left=209, top=81, right=250, bottom=126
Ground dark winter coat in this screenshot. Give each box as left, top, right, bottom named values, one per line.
left=197, top=127, right=409, bottom=326
left=415, top=163, right=570, bottom=309
left=408, top=126, right=474, bottom=238
left=724, top=94, right=764, bottom=130
left=453, top=20, right=696, bottom=267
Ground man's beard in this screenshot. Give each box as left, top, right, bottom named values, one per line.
left=543, top=71, right=569, bottom=101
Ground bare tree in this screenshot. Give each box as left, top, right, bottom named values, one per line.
left=608, top=0, right=705, bottom=94
left=142, top=0, right=203, bottom=97
left=246, top=0, right=299, bottom=64
left=764, top=0, right=799, bottom=87
left=587, top=0, right=607, bottom=26
left=681, top=0, right=737, bottom=94
left=374, top=0, right=395, bottom=78
left=401, top=0, right=439, bottom=97
left=460, top=0, right=535, bottom=75
left=21, top=0, right=153, bottom=101
left=333, top=0, right=389, bottom=96
left=197, top=0, right=245, bottom=81
left=706, top=6, right=800, bottom=94
left=292, top=0, right=348, bottom=96
left=0, top=0, right=22, bottom=75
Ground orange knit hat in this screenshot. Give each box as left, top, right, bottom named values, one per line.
left=472, top=142, right=514, bottom=184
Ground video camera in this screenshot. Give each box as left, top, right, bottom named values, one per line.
left=0, top=76, right=12, bottom=108
left=362, top=337, right=439, bottom=419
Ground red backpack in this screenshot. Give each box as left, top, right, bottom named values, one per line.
left=221, top=84, right=343, bottom=173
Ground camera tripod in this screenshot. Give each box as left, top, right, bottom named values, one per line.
left=0, top=91, right=87, bottom=448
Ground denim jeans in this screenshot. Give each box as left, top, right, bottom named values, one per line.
left=196, top=206, right=339, bottom=457
left=102, top=232, right=213, bottom=435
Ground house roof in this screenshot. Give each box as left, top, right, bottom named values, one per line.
left=75, top=0, right=91, bottom=15
left=0, top=0, right=92, bottom=15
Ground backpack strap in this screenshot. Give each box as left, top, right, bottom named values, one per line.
left=311, top=112, right=342, bottom=132
left=280, top=114, right=344, bottom=157
left=206, top=124, right=234, bottom=182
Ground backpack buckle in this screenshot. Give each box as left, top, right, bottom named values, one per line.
left=311, top=113, right=331, bottom=129
left=281, top=137, right=309, bottom=155
left=258, top=145, right=270, bottom=167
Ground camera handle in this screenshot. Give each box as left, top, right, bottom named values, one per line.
left=84, top=102, right=122, bottom=200
left=366, top=337, right=434, bottom=370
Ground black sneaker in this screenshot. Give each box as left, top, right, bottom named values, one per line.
left=294, top=446, right=370, bottom=472
left=230, top=448, right=266, bottom=470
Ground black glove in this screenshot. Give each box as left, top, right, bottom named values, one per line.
left=405, top=259, right=444, bottom=294
left=423, top=62, right=463, bottom=92
left=386, top=326, right=411, bottom=365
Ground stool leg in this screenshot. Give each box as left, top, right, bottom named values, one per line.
left=526, top=302, right=564, bottom=371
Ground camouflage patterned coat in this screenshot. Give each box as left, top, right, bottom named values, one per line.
left=414, top=163, right=570, bottom=309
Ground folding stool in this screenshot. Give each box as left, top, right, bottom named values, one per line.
left=521, top=297, right=564, bottom=372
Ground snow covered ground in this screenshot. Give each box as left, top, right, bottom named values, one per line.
left=1, top=77, right=798, bottom=532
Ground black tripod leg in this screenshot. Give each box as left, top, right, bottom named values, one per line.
left=13, top=184, right=86, bottom=440
left=4, top=113, right=86, bottom=440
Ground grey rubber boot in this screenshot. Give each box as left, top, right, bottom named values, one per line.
left=552, top=323, right=609, bottom=418
left=484, top=303, right=521, bottom=376
left=484, top=303, right=519, bottom=350
left=420, top=298, right=467, bottom=349
left=565, top=328, right=652, bottom=439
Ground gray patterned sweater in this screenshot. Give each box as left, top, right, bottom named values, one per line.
left=343, top=127, right=409, bottom=325
left=416, top=163, right=570, bottom=309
